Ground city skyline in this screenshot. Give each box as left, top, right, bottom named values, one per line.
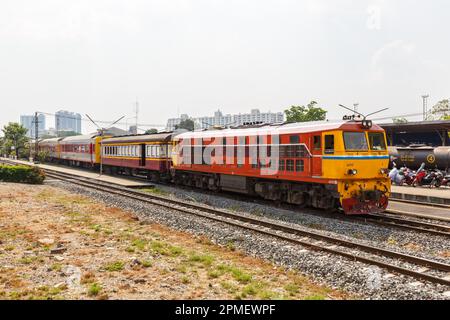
left=166, top=109, right=285, bottom=131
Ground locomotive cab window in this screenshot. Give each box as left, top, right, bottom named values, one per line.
left=368, top=133, right=387, bottom=151
left=313, top=136, right=321, bottom=149
left=324, top=135, right=335, bottom=154
left=344, top=132, right=368, bottom=151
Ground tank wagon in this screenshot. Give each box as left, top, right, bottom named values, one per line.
left=389, top=146, right=450, bottom=172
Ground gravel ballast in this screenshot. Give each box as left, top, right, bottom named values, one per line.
left=49, top=180, right=450, bottom=300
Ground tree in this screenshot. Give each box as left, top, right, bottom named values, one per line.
left=2, top=123, right=29, bottom=158
left=145, top=128, right=158, bottom=134
left=427, top=99, right=450, bottom=120
left=175, top=119, right=195, bottom=131
left=284, top=101, right=327, bottom=123
left=393, top=117, right=408, bottom=124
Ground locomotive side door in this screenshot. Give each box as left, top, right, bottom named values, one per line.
left=311, top=135, right=322, bottom=177
left=140, top=144, right=146, bottom=167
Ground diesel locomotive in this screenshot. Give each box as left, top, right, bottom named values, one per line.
left=39, top=120, right=391, bottom=215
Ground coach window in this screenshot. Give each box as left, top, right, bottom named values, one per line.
left=313, top=136, right=321, bottom=150
left=279, top=159, right=285, bottom=171
left=156, top=146, right=161, bottom=157
left=296, top=160, right=304, bottom=172
left=286, top=160, right=295, bottom=172
left=324, top=135, right=335, bottom=154
left=289, top=136, right=299, bottom=144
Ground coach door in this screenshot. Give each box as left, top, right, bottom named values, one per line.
left=311, top=135, right=322, bottom=177
left=140, top=144, right=146, bottom=167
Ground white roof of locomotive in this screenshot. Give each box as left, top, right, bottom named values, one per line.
left=173, top=121, right=348, bottom=140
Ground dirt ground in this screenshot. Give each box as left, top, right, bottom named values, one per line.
left=0, top=182, right=350, bottom=300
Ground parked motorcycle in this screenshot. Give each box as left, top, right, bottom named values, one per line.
left=442, top=174, right=450, bottom=187
left=402, top=167, right=416, bottom=186
left=413, top=168, right=444, bottom=188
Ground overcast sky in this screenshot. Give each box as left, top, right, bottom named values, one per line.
left=1, top=0, right=449, bottom=134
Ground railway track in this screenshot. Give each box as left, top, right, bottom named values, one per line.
left=40, top=169, right=450, bottom=287
left=361, top=214, right=450, bottom=237
left=1, top=159, right=449, bottom=236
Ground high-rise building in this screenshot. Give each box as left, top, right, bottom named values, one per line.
left=55, top=110, right=82, bottom=134
left=166, top=109, right=284, bottom=131
left=20, top=114, right=46, bottom=138
left=166, top=114, right=190, bottom=131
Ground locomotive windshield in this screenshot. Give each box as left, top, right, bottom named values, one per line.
left=368, top=132, right=387, bottom=151
left=343, top=132, right=368, bottom=151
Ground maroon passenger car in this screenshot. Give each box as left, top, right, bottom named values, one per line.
left=101, top=133, right=173, bottom=181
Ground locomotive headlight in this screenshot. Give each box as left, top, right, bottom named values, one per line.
left=347, top=169, right=358, bottom=176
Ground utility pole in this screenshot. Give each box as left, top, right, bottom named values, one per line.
left=32, top=112, right=41, bottom=161
left=422, top=95, right=429, bottom=121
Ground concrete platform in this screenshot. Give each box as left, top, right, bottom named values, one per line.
left=387, top=200, right=450, bottom=222
left=0, top=158, right=154, bottom=188
left=391, top=185, right=450, bottom=206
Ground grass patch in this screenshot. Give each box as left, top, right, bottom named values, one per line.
left=257, top=290, right=281, bottom=300
left=51, top=264, right=62, bottom=272
left=142, top=260, right=152, bottom=268
left=103, top=261, right=124, bottom=272
left=207, top=270, right=222, bottom=279
left=181, top=276, right=190, bottom=284
left=87, top=283, right=101, bottom=296
left=220, top=281, right=238, bottom=294
left=18, top=257, right=36, bottom=265
left=90, top=224, right=102, bottom=232
left=284, top=283, right=299, bottom=296
left=188, top=253, right=214, bottom=266
left=149, top=240, right=184, bottom=257
left=131, top=239, right=147, bottom=251
left=142, top=188, right=168, bottom=196
left=229, top=267, right=252, bottom=284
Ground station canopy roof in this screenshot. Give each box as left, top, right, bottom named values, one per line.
left=380, top=120, right=450, bottom=133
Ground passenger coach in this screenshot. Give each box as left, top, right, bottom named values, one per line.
left=38, top=137, right=63, bottom=162
left=59, top=134, right=102, bottom=167
left=101, top=133, right=173, bottom=181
